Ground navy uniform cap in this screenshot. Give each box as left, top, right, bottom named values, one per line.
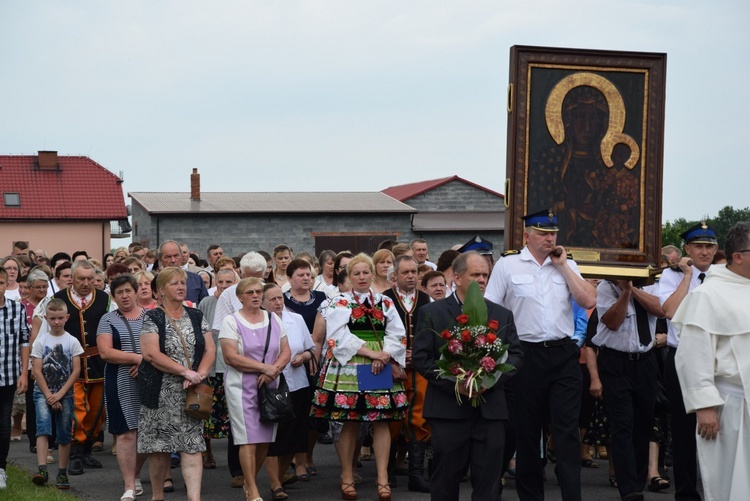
left=457, top=235, right=494, bottom=255
left=680, top=221, right=717, bottom=245
left=522, top=209, right=559, bottom=232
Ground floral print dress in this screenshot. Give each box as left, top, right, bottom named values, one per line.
left=310, top=290, right=408, bottom=422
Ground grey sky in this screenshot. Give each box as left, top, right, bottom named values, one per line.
left=2, top=0, right=747, bottom=223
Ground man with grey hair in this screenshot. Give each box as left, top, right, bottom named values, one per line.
left=158, top=240, right=207, bottom=304
left=53, top=260, right=111, bottom=475
left=674, top=221, right=750, bottom=500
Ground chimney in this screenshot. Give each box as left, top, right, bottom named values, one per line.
left=190, top=168, right=201, bottom=201
left=38, top=151, right=58, bottom=170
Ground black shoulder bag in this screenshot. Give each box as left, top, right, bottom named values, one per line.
left=258, top=314, right=295, bottom=423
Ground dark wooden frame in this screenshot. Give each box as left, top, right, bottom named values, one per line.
left=505, top=45, right=666, bottom=276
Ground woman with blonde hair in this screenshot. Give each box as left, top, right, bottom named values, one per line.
left=137, top=267, right=215, bottom=501
left=311, top=254, right=407, bottom=501
left=371, top=250, right=395, bottom=294
left=220, top=278, right=291, bottom=501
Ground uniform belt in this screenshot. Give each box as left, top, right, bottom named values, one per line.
left=521, top=338, right=573, bottom=348
left=600, top=346, right=652, bottom=361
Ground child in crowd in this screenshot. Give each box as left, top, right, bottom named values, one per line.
left=31, top=299, right=83, bottom=489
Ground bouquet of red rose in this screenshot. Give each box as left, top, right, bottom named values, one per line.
left=434, top=281, right=515, bottom=406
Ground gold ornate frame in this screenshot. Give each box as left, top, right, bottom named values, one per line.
left=505, top=46, right=667, bottom=280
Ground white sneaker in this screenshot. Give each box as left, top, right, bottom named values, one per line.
left=0, top=468, right=7, bottom=489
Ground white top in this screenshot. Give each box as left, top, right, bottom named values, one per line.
left=657, top=265, right=712, bottom=348
left=484, top=246, right=583, bottom=342
left=279, top=308, right=315, bottom=392
left=323, top=289, right=406, bottom=367
left=31, top=331, right=84, bottom=395
left=212, top=283, right=243, bottom=332
left=592, top=281, right=656, bottom=353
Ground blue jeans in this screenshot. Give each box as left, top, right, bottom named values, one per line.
left=33, top=388, right=74, bottom=445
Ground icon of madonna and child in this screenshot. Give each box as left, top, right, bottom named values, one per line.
left=526, top=71, right=647, bottom=251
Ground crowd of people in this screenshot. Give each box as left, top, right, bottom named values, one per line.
left=0, top=219, right=748, bottom=501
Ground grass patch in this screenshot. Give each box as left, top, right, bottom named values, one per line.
left=0, top=464, right=80, bottom=500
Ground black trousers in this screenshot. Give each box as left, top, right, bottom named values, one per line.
left=428, top=414, right=505, bottom=501
left=0, top=384, right=17, bottom=469
left=512, top=341, right=582, bottom=501
left=598, top=348, right=656, bottom=497
left=227, top=429, right=243, bottom=478
left=664, top=348, right=702, bottom=500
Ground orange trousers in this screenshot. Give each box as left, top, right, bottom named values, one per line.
left=403, top=369, right=430, bottom=443
left=72, top=381, right=106, bottom=445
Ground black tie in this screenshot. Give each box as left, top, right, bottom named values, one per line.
left=633, top=298, right=652, bottom=347
left=698, top=272, right=706, bottom=284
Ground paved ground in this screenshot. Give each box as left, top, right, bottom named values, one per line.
left=8, top=434, right=681, bottom=500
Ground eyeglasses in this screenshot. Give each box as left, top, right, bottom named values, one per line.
left=242, top=290, right=263, bottom=295
left=735, top=249, right=750, bottom=254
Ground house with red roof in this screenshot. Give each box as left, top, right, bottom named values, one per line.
left=0, top=151, right=129, bottom=259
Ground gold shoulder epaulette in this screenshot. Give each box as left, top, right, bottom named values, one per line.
left=501, top=250, right=520, bottom=257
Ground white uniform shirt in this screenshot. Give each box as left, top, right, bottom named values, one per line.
left=657, top=265, right=711, bottom=348
left=592, top=281, right=656, bottom=353
left=484, top=246, right=583, bottom=342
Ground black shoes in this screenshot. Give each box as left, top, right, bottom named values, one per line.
left=69, top=457, right=84, bottom=476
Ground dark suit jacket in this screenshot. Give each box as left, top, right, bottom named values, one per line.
left=186, top=270, right=208, bottom=305
left=412, top=294, right=523, bottom=421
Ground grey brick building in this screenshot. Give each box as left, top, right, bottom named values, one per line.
left=129, top=172, right=504, bottom=261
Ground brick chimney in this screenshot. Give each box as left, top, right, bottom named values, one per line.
left=38, top=151, right=58, bottom=170
left=190, top=168, right=201, bottom=201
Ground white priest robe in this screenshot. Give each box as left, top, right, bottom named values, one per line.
left=673, top=264, right=750, bottom=501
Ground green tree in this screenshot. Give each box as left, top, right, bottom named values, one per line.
left=661, top=218, right=693, bottom=249
left=662, top=206, right=750, bottom=249
left=709, top=206, right=750, bottom=248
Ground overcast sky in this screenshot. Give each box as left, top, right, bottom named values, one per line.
left=2, top=0, right=747, bottom=223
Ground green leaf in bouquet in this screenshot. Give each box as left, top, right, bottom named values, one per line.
left=462, top=281, right=487, bottom=326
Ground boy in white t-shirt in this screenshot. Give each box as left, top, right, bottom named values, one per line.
left=30, top=299, right=83, bottom=490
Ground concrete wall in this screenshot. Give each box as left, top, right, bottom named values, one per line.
left=404, top=180, right=504, bottom=212
left=0, top=221, right=112, bottom=260
left=131, top=211, right=413, bottom=258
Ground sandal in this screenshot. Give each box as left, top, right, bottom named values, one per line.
left=306, top=465, right=318, bottom=477
left=581, top=458, right=599, bottom=468
left=135, top=479, right=144, bottom=496
left=377, top=482, right=391, bottom=501
left=163, top=478, right=175, bottom=493
left=120, top=489, right=136, bottom=501
left=271, top=486, right=288, bottom=500
left=647, top=476, right=670, bottom=492
left=609, top=475, right=618, bottom=488
left=340, top=481, right=357, bottom=500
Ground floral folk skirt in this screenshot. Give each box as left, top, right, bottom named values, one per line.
left=203, top=373, right=230, bottom=439
left=310, top=340, right=408, bottom=422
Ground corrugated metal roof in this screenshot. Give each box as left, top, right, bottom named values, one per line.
left=0, top=153, right=127, bottom=220
left=412, top=212, right=505, bottom=232
left=382, top=175, right=504, bottom=202
left=128, top=192, right=416, bottom=214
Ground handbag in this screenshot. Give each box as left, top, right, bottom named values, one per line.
left=258, top=317, right=295, bottom=423
left=164, top=308, right=213, bottom=421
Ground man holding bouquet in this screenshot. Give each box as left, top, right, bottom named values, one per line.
left=413, top=251, right=523, bottom=501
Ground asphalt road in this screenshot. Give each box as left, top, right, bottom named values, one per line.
left=8, top=434, right=684, bottom=500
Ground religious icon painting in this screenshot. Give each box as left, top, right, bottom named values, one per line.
left=505, top=45, right=667, bottom=279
